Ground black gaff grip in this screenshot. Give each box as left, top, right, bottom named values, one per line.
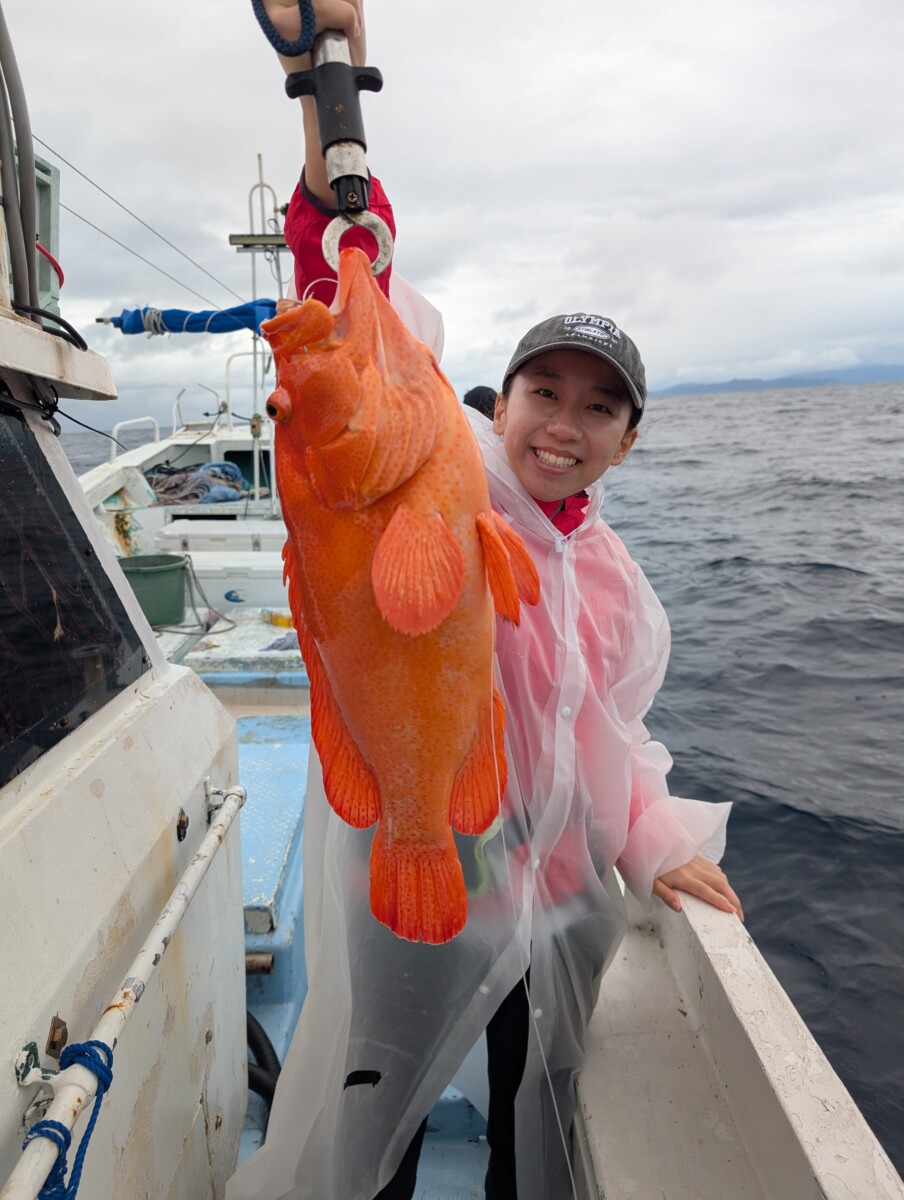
left=286, top=43, right=383, bottom=214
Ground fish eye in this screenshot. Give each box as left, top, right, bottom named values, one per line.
left=266, top=388, right=292, bottom=423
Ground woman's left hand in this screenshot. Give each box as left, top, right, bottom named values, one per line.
left=653, top=855, right=744, bottom=919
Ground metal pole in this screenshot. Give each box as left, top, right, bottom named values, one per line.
left=1, top=785, right=246, bottom=1200
left=225, top=351, right=256, bottom=430
left=253, top=420, right=261, bottom=501
left=0, top=182, right=12, bottom=313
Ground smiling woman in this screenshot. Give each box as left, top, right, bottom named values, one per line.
left=493, top=351, right=638, bottom=503
left=490, top=310, right=646, bottom=503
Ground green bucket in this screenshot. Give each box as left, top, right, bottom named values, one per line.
left=120, top=553, right=187, bottom=627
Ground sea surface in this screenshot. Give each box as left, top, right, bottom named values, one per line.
left=60, top=382, right=904, bottom=1176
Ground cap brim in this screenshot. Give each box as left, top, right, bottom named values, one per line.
left=504, top=341, right=644, bottom=412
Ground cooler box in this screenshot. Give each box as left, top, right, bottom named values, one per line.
left=156, top=519, right=287, bottom=555
left=185, top=552, right=288, bottom=610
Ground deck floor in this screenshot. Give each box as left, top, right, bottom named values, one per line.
left=417, top=1091, right=489, bottom=1198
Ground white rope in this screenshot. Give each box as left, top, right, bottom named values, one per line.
left=301, top=277, right=338, bottom=303
left=138, top=308, right=250, bottom=337
left=140, top=307, right=169, bottom=336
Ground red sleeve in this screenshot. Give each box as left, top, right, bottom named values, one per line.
left=283, top=172, right=395, bottom=305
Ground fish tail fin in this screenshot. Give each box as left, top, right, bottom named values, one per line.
left=370, top=826, right=467, bottom=944
left=371, top=502, right=465, bottom=635
left=451, top=684, right=507, bottom=834
left=476, top=511, right=540, bottom=625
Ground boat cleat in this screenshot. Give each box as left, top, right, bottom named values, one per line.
left=14, top=1042, right=61, bottom=1124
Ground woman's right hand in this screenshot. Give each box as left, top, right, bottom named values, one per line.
left=262, top=0, right=366, bottom=66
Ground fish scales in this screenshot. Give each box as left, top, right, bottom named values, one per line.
left=263, top=248, right=539, bottom=944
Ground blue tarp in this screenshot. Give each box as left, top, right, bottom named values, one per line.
left=110, top=300, right=277, bottom=336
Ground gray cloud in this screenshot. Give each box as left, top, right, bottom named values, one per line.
left=6, top=0, right=903, bottom=428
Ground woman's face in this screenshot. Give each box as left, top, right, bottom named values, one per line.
left=494, top=350, right=638, bottom=502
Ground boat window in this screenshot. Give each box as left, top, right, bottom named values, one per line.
left=0, top=408, right=148, bottom=789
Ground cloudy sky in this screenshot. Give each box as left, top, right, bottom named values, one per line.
left=5, top=0, right=904, bottom=428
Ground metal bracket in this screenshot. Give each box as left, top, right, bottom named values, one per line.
left=205, top=779, right=246, bottom=824
left=15, top=1043, right=58, bottom=1089
left=205, top=778, right=225, bottom=822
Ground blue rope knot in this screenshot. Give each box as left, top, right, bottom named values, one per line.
left=23, top=1041, right=114, bottom=1200
left=251, top=0, right=316, bottom=57
left=22, top=1121, right=70, bottom=1200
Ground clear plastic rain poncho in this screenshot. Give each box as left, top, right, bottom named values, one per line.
left=226, top=408, right=730, bottom=1200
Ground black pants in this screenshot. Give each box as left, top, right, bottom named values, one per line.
left=374, top=975, right=530, bottom=1200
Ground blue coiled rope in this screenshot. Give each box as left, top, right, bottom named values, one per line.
left=250, top=0, right=315, bottom=57
left=22, top=1041, right=114, bottom=1200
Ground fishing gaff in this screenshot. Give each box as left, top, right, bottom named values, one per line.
left=286, top=31, right=394, bottom=276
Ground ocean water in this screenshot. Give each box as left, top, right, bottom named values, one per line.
left=59, top=381, right=904, bottom=1175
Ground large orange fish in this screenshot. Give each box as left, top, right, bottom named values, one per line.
left=262, top=247, right=538, bottom=944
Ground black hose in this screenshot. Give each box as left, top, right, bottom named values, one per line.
left=246, top=1010, right=282, bottom=1137
left=11, top=304, right=88, bottom=350
left=247, top=1011, right=282, bottom=1082
left=248, top=1061, right=277, bottom=1108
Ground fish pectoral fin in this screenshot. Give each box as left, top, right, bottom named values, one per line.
left=370, top=826, right=468, bottom=944
left=490, top=512, right=540, bottom=606
left=476, top=511, right=540, bottom=625
left=371, top=503, right=465, bottom=636
left=451, top=684, right=507, bottom=835
left=283, top=540, right=381, bottom=829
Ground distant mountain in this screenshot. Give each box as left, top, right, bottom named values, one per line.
left=651, top=364, right=904, bottom=397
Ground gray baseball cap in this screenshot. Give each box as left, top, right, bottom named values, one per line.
left=503, top=313, right=646, bottom=415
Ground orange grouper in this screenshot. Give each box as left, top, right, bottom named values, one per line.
left=262, top=247, right=539, bottom=945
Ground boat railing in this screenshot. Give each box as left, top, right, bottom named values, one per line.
left=0, top=783, right=247, bottom=1200
left=172, top=385, right=226, bottom=435
left=108, top=416, right=160, bottom=461
left=225, top=351, right=256, bottom=425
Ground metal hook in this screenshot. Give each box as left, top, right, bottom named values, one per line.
left=322, top=212, right=394, bottom=278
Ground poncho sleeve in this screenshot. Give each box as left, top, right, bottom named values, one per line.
left=612, top=565, right=731, bottom=908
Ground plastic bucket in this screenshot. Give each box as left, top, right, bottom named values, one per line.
left=120, top=553, right=186, bottom=627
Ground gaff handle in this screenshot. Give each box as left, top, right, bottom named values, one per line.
left=285, top=30, right=383, bottom=214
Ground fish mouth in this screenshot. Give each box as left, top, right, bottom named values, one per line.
left=532, top=447, right=580, bottom=470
